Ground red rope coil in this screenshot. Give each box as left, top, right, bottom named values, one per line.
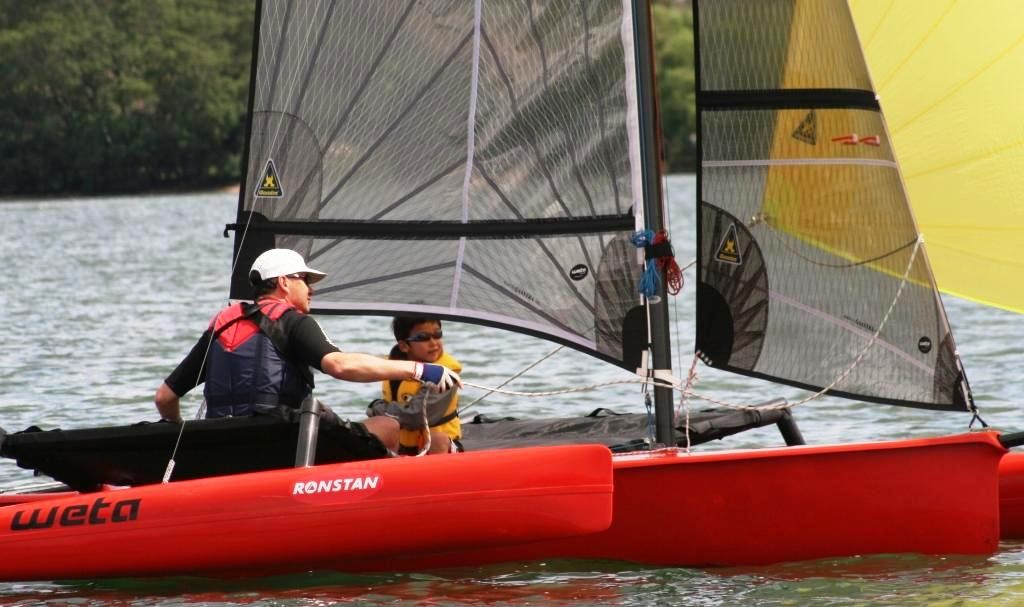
left=652, top=231, right=682, bottom=295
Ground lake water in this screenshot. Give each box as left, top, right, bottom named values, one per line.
left=1, top=175, right=1022, bottom=605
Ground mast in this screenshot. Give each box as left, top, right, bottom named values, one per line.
left=632, top=0, right=674, bottom=444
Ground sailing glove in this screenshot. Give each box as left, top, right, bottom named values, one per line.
left=416, top=363, right=461, bottom=392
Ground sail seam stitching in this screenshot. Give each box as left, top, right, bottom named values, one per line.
left=452, top=0, right=483, bottom=309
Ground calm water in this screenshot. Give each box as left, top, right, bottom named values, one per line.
left=1, top=175, right=1022, bottom=605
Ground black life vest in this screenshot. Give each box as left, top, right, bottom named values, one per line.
left=203, top=300, right=313, bottom=418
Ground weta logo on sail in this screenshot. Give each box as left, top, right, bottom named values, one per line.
left=715, top=224, right=742, bottom=265
left=918, top=336, right=933, bottom=353
left=569, top=264, right=589, bottom=281
left=10, top=497, right=141, bottom=531
left=792, top=110, right=817, bottom=145
left=255, top=159, right=284, bottom=198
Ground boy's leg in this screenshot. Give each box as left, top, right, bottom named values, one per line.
left=428, top=430, right=455, bottom=454
left=363, top=415, right=400, bottom=453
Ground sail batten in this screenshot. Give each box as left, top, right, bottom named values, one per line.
left=694, top=0, right=972, bottom=411
left=699, top=88, right=879, bottom=110
left=232, top=0, right=647, bottom=369
left=227, top=215, right=636, bottom=239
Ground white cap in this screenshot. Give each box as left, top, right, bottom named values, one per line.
left=249, top=249, right=326, bottom=284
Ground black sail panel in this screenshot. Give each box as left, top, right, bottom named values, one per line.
left=230, top=0, right=647, bottom=369
left=694, top=0, right=972, bottom=411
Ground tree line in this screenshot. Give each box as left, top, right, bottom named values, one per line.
left=0, top=1, right=696, bottom=197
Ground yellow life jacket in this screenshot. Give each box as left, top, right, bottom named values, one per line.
left=381, top=352, right=462, bottom=450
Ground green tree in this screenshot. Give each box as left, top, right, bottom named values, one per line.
left=652, top=2, right=696, bottom=173
left=0, top=0, right=252, bottom=196
left=0, top=1, right=697, bottom=195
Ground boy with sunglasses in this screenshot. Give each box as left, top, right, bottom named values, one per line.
left=379, top=317, right=463, bottom=454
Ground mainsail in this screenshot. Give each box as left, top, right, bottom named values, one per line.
left=693, top=0, right=973, bottom=411
left=228, top=0, right=654, bottom=371
left=850, top=0, right=1024, bottom=315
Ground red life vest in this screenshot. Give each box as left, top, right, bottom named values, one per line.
left=203, top=300, right=312, bottom=417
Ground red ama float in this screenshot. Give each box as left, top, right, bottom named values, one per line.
left=0, top=445, right=614, bottom=581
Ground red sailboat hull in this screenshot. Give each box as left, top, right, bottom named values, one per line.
left=0, top=445, right=614, bottom=581
left=0, top=431, right=1013, bottom=580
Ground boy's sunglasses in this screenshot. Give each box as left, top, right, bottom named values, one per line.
left=404, top=330, right=443, bottom=343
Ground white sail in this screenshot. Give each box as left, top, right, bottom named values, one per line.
left=230, top=0, right=649, bottom=369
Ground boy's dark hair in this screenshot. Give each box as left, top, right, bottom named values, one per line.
left=391, top=316, right=441, bottom=341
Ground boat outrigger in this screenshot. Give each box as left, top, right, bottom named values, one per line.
left=2, top=0, right=1024, bottom=581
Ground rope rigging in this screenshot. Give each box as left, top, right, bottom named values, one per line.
left=453, top=235, right=927, bottom=419
left=165, top=228, right=931, bottom=466
left=631, top=229, right=683, bottom=298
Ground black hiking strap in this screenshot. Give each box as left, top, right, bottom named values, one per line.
left=1000, top=431, right=1024, bottom=449
left=587, top=407, right=624, bottom=417
left=431, top=410, right=458, bottom=427
left=249, top=305, right=268, bottom=408
left=397, top=443, right=421, bottom=456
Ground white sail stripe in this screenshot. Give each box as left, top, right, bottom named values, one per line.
left=768, top=289, right=934, bottom=376
left=703, top=158, right=897, bottom=169
left=621, top=0, right=646, bottom=281
left=460, top=0, right=481, bottom=228
left=304, top=301, right=598, bottom=351
left=451, top=0, right=483, bottom=310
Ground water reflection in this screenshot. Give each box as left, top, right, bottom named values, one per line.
left=0, top=564, right=630, bottom=606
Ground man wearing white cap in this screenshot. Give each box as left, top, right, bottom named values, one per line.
left=154, top=248, right=460, bottom=451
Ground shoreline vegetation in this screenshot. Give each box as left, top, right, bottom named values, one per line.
left=0, top=182, right=242, bottom=204
left=1, top=1, right=695, bottom=198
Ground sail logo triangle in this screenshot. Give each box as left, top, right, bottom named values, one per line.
left=715, top=224, right=742, bottom=265
left=792, top=110, right=817, bottom=145
left=255, top=159, right=284, bottom=198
